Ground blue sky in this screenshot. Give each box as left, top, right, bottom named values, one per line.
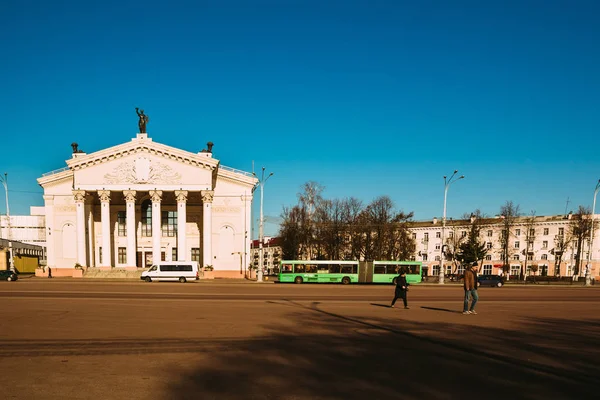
left=1, top=0, right=599, bottom=237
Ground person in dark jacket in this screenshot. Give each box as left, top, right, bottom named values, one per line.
left=391, top=268, right=410, bottom=309
left=463, top=262, right=479, bottom=314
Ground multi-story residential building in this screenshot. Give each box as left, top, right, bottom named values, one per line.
left=409, top=213, right=599, bottom=280
left=250, top=237, right=282, bottom=275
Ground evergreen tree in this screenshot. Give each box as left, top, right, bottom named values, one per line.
left=456, top=224, right=488, bottom=267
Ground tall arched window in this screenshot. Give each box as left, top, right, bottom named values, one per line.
left=141, top=199, right=152, bottom=237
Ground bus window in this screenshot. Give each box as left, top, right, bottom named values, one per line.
left=329, top=264, right=341, bottom=273
left=295, top=265, right=305, bottom=273
left=318, top=264, right=330, bottom=273
left=281, top=264, right=293, bottom=273
left=306, top=265, right=317, bottom=273
left=407, top=264, right=420, bottom=274
left=374, top=266, right=386, bottom=274
left=341, top=265, right=356, bottom=274
left=386, top=265, right=399, bottom=274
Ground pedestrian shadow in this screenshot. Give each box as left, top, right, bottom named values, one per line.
left=370, top=303, right=392, bottom=308
left=421, top=306, right=462, bottom=314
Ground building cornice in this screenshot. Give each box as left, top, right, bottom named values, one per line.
left=66, top=138, right=220, bottom=172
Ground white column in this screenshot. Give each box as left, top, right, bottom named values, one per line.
left=201, top=190, right=214, bottom=268
left=244, top=193, right=253, bottom=275
left=86, top=202, right=95, bottom=267
left=175, top=190, right=188, bottom=261
left=124, top=190, right=137, bottom=267
left=150, top=190, right=163, bottom=264
left=73, top=190, right=87, bottom=267
left=98, top=190, right=112, bottom=267
left=43, top=195, right=56, bottom=268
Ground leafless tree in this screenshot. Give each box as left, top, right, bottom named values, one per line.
left=568, top=206, right=593, bottom=278
left=499, top=201, right=521, bottom=277
left=521, top=211, right=537, bottom=281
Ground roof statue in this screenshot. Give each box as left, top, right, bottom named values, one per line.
left=135, top=107, right=149, bottom=133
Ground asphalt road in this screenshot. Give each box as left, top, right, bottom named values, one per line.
left=1, top=280, right=599, bottom=400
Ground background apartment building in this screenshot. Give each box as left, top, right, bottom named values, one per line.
left=411, top=213, right=599, bottom=279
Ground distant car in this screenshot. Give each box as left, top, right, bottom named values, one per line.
left=477, top=274, right=504, bottom=287
left=0, top=270, right=18, bottom=282
left=445, top=273, right=464, bottom=282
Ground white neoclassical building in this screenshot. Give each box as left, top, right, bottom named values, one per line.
left=37, top=133, right=257, bottom=277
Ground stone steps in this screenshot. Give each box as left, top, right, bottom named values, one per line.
left=83, top=268, right=144, bottom=279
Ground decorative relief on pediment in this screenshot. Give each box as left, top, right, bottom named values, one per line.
left=104, top=157, right=182, bottom=185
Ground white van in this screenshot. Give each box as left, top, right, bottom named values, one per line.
left=141, top=261, right=199, bottom=283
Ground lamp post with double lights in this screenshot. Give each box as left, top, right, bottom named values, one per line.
left=585, top=179, right=600, bottom=286
left=0, top=173, right=14, bottom=271
left=439, top=170, right=464, bottom=285
left=253, top=167, right=273, bottom=283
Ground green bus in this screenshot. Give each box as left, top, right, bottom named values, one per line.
left=279, top=260, right=359, bottom=284
left=279, top=260, right=422, bottom=285
left=372, top=261, right=423, bottom=284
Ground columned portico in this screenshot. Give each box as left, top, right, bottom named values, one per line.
left=98, top=190, right=111, bottom=266
left=175, top=190, right=188, bottom=261
left=73, top=190, right=87, bottom=267
left=201, top=190, right=214, bottom=267
left=150, top=190, right=163, bottom=264
left=124, top=190, right=137, bottom=266
left=38, top=131, right=257, bottom=277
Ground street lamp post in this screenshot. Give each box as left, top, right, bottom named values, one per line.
left=0, top=173, right=14, bottom=271
left=253, top=167, right=273, bottom=283
left=439, top=170, right=464, bottom=285
left=585, top=179, right=600, bottom=286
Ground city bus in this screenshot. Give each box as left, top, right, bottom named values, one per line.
left=279, top=260, right=422, bottom=284
left=372, top=261, right=423, bottom=284
left=278, top=260, right=359, bottom=284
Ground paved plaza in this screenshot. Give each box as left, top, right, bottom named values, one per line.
left=1, top=280, right=598, bottom=399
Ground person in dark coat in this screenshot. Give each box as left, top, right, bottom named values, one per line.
left=390, top=268, right=410, bottom=309
left=463, top=262, right=479, bottom=314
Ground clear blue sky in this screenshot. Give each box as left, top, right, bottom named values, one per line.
left=1, top=0, right=599, bottom=238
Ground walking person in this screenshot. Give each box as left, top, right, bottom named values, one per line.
left=391, top=268, right=410, bottom=309
left=463, top=262, right=479, bottom=314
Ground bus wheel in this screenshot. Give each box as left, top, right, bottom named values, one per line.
left=145, top=277, right=152, bottom=282
left=179, top=277, right=187, bottom=283
left=341, top=276, right=351, bottom=285
left=294, top=276, right=303, bottom=284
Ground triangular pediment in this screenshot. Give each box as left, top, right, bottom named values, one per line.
left=67, top=135, right=218, bottom=172
left=39, top=134, right=257, bottom=191
left=65, top=135, right=218, bottom=191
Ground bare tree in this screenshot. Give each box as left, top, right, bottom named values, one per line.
left=297, top=182, right=325, bottom=259
left=568, top=206, right=593, bottom=279
left=521, top=211, right=537, bottom=281
left=499, top=201, right=521, bottom=278
left=530, top=264, right=539, bottom=283
left=279, top=205, right=303, bottom=260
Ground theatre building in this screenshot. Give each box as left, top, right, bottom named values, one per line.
left=37, top=133, right=257, bottom=278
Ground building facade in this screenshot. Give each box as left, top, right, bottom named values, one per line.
left=0, top=206, right=46, bottom=246
left=411, top=214, right=599, bottom=280
left=37, top=133, right=257, bottom=277
left=250, top=237, right=282, bottom=275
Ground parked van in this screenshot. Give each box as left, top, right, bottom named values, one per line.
left=141, top=261, right=199, bottom=283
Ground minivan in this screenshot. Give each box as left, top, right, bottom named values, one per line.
left=141, top=261, right=199, bottom=283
